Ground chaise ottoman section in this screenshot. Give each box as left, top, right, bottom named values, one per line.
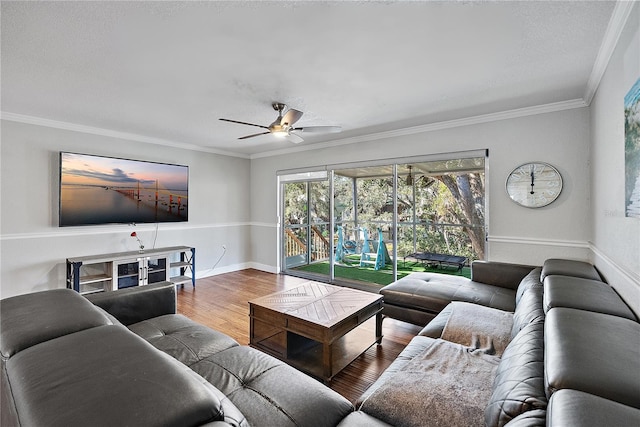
left=380, top=272, right=517, bottom=326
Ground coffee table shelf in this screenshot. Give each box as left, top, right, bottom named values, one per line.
left=285, top=317, right=378, bottom=381
left=249, top=281, right=383, bottom=383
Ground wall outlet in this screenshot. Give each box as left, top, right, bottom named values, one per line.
left=222, top=244, right=227, bottom=250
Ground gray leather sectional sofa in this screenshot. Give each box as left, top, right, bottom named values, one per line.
left=1, top=283, right=353, bottom=427
left=364, top=258, right=640, bottom=426
left=1, top=258, right=639, bottom=426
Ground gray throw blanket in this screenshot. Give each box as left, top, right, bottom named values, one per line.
left=441, top=301, right=513, bottom=356
left=359, top=339, right=499, bottom=427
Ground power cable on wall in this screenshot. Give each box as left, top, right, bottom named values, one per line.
left=210, top=245, right=227, bottom=271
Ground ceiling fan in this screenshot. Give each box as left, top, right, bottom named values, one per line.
left=219, top=102, right=341, bottom=144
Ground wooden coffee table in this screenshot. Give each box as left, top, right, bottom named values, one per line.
left=249, top=281, right=383, bottom=383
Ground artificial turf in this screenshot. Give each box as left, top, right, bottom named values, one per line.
left=292, top=258, right=471, bottom=286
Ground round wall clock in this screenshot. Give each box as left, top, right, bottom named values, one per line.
left=506, top=162, right=563, bottom=208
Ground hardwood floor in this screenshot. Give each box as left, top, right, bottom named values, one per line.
left=176, top=269, right=421, bottom=404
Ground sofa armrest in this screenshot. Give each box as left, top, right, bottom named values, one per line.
left=86, top=282, right=176, bottom=326
left=471, top=261, right=538, bottom=290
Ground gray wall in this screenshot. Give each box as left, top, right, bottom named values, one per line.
left=250, top=107, right=592, bottom=270
left=1, top=120, right=251, bottom=298
left=590, top=3, right=640, bottom=310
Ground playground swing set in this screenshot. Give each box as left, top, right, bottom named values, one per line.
left=334, top=226, right=392, bottom=271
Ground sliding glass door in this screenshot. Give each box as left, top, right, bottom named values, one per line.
left=280, top=152, right=486, bottom=289
left=332, top=165, right=397, bottom=287
left=281, top=172, right=331, bottom=279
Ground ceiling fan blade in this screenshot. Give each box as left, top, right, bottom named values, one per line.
left=292, top=125, right=342, bottom=134
left=281, top=109, right=303, bottom=126
left=219, top=118, right=269, bottom=130
left=286, top=133, right=304, bottom=144
left=238, top=131, right=271, bottom=140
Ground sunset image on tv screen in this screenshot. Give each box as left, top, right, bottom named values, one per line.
left=59, top=152, right=188, bottom=226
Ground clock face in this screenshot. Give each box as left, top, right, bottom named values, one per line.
left=506, top=162, right=563, bottom=208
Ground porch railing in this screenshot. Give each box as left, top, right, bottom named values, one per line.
left=284, top=225, right=330, bottom=262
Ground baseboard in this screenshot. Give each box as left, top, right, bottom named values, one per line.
left=195, top=262, right=278, bottom=279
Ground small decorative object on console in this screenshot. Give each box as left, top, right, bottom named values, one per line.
left=130, top=231, right=144, bottom=252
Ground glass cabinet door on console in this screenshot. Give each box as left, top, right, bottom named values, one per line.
left=116, top=260, right=140, bottom=289
left=114, top=256, right=168, bottom=289
left=147, top=256, right=168, bottom=284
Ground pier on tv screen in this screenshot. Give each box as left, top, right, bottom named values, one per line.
left=59, top=152, right=189, bottom=227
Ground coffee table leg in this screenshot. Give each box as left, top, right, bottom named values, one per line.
left=323, top=342, right=333, bottom=383
left=376, top=312, right=383, bottom=344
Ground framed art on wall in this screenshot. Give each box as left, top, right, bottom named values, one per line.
left=625, top=77, right=640, bottom=218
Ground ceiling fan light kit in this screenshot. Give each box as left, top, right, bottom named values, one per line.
left=219, top=102, right=341, bottom=144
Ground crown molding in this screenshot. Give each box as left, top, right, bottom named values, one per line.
left=0, top=112, right=250, bottom=159
left=250, top=98, right=587, bottom=159
left=2, top=2, right=629, bottom=161
left=3, top=98, right=588, bottom=162
left=583, top=0, right=636, bottom=105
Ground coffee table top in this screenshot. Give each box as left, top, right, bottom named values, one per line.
left=249, top=281, right=382, bottom=328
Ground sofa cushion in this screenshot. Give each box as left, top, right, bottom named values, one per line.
left=191, top=345, right=353, bottom=427
left=128, top=314, right=239, bottom=366
left=0, top=289, right=111, bottom=358
left=485, top=321, right=547, bottom=427
left=420, top=269, right=544, bottom=342
left=543, top=275, right=636, bottom=320
left=3, top=325, right=231, bottom=427
left=547, top=389, right=640, bottom=427
left=545, top=308, right=640, bottom=408
left=540, top=258, right=601, bottom=282
left=439, top=301, right=513, bottom=356
left=419, top=303, right=515, bottom=349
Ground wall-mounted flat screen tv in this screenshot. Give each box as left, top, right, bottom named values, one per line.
left=59, top=152, right=188, bottom=227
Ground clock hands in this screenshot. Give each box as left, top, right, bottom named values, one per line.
left=530, top=167, right=535, bottom=194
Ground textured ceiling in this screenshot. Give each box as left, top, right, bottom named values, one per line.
left=1, top=1, right=616, bottom=157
